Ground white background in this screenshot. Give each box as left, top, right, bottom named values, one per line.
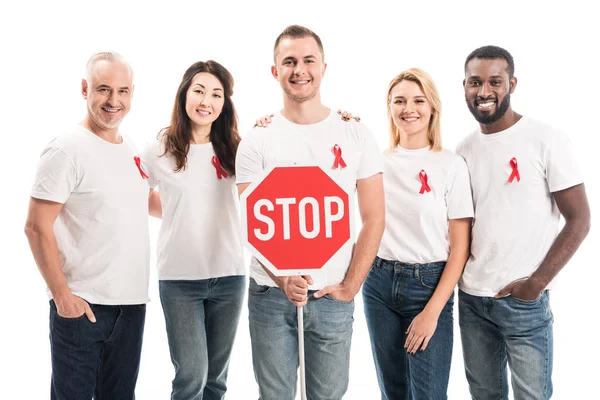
left=1, top=0, right=598, bottom=398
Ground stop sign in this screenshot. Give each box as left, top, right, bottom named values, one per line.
left=240, top=165, right=351, bottom=276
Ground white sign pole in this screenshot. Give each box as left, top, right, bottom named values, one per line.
left=298, top=305, right=307, bottom=400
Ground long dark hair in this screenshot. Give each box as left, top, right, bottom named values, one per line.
left=159, top=60, right=240, bottom=175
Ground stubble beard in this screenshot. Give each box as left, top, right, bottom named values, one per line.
left=283, top=82, right=319, bottom=103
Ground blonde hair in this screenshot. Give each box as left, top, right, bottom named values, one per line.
left=85, top=51, right=133, bottom=82
left=387, top=68, right=442, bottom=151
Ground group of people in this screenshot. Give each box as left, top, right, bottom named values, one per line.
left=24, top=24, right=590, bottom=400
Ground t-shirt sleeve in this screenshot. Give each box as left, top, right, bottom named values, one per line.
left=30, top=145, right=77, bottom=204
left=235, top=133, right=264, bottom=184
left=546, top=130, right=584, bottom=193
left=357, top=124, right=383, bottom=180
left=446, top=156, right=474, bottom=220
left=140, top=141, right=159, bottom=189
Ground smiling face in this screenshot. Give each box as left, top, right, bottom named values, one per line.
left=464, top=58, right=516, bottom=125
left=185, top=72, right=225, bottom=130
left=82, top=60, right=133, bottom=131
left=272, top=36, right=326, bottom=103
left=389, top=79, right=433, bottom=141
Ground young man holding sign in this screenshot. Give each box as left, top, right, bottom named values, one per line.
left=236, top=25, right=384, bottom=399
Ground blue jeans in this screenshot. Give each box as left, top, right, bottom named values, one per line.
left=159, top=276, right=246, bottom=400
left=49, top=300, right=146, bottom=400
left=459, top=290, right=554, bottom=400
left=248, top=278, right=354, bottom=400
left=363, top=257, right=454, bottom=400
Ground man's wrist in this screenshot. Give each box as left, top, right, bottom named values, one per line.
left=528, top=275, right=548, bottom=292
left=52, top=285, right=72, bottom=303
left=340, top=280, right=361, bottom=297
left=273, top=276, right=288, bottom=291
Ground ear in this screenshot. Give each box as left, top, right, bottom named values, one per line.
left=509, top=76, right=517, bottom=94
left=81, top=79, right=88, bottom=99
left=271, top=65, right=279, bottom=81
left=322, top=62, right=327, bottom=77
left=462, top=78, right=466, bottom=88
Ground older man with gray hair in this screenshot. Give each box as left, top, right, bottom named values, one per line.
left=24, top=51, right=150, bottom=399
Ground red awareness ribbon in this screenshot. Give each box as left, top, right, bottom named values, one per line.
left=419, top=170, right=431, bottom=194
left=333, top=144, right=347, bottom=169
left=508, top=157, right=520, bottom=183
left=133, top=156, right=149, bottom=179
left=212, top=156, right=229, bottom=179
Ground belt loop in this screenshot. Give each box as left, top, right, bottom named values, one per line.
left=414, top=264, right=420, bottom=280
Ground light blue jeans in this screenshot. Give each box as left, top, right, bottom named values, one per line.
left=159, top=276, right=246, bottom=400
left=248, top=278, right=354, bottom=400
left=459, top=290, right=554, bottom=400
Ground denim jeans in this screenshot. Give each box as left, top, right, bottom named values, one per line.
left=362, top=257, right=454, bottom=400
left=248, top=278, right=354, bottom=400
left=459, top=290, right=554, bottom=400
left=159, top=276, right=246, bottom=400
left=49, top=300, right=146, bottom=400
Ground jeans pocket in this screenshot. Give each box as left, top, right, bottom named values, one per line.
left=50, top=299, right=87, bottom=321
left=323, top=294, right=354, bottom=304
left=419, top=271, right=442, bottom=290
left=248, top=281, right=272, bottom=296
left=510, top=293, right=543, bottom=305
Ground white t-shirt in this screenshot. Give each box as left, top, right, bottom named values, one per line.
left=378, top=146, right=474, bottom=264
left=31, top=125, right=150, bottom=305
left=236, top=111, right=383, bottom=289
left=141, top=139, right=245, bottom=280
left=456, top=116, right=583, bottom=296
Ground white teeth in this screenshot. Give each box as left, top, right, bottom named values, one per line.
left=402, top=117, right=418, bottom=122
left=102, top=107, right=119, bottom=113
left=197, top=110, right=210, bottom=115
left=292, top=80, right=309, bottom=84
left=478, top=102, right=494, bottom=108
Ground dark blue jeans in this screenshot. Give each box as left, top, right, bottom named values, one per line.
left=363, top=257, right=454, bottom=400
left=49, top=300, right=146, bottom=400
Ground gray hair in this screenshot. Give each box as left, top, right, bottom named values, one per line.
left=85, top=51, right=134, bottom=82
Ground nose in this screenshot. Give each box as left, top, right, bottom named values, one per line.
left=478, top=82, right=492, bottom=98
left=293, top=62, right=306, bottom=76
left=107, top=90, right=118, bottom=106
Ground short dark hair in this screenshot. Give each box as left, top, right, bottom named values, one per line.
left=464, top=45, right=515, bottom=78
left=273, top=25, right=324, bottom=62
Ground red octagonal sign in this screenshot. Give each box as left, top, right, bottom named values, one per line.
left=240, top=166, right=351, bottom=276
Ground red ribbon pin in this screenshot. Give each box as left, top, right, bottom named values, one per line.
left=212, top=156, right=228, bottom=179
left=508, top=157, right=520, bottom=183
left=133, top=156, right=149, bottom=179
left=419, top=170, right=431, bottom=194
left=333, top=144, right=347, bottom=169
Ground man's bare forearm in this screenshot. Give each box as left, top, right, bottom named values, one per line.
left=341, top=217, right=385, bottom=293
left=531, top=218, right=590, bottom=289
left=25, top=225, right=71, bottom=299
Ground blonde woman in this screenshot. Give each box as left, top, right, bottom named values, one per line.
left=362, top=68, right=473, bottom=399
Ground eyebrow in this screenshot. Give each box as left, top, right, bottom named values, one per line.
left=282, top=55, right=317, bottom=62
left=467, top=75, right=504, bottom=80
left=392, top=95, right=426, bottom=99
left=192, top=83, right=223, bottom=92
left=97, top=84, right=130, bottom=90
